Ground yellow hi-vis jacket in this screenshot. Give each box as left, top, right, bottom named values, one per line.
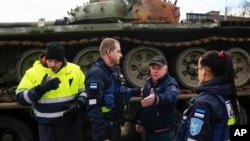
left=16, top=60, right=86, bottom=124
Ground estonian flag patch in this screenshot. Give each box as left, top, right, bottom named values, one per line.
left=194, top=108, right=205, bottom=119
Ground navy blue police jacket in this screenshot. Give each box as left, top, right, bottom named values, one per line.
left=85, top=57, right=137, bottom=140
left=178, top=75, right=234, bottom=141
left=137, top=73, right=180, bottom=133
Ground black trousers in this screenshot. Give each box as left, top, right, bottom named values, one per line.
left=106, top=124, right=121, bottom=141
left=92, top=124, right=121, bottom=141
left=38, top=118, right=84, bottom=141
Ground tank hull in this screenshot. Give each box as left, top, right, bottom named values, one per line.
left=1, top=22, right=250, bottom=91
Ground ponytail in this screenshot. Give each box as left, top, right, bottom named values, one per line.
left=221, top=51, right=240, bottom=122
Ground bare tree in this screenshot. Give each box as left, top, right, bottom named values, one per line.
left=238, top=0, right=250, bottom=17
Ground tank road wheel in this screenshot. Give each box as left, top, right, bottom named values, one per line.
left=73, top=46, right=99, bottom=74
left=174, top=48, right=206, bottom=89
left=226, top=48, right=250, bottom=87
left=16, top=48, right=45, bottom=81
left=123, top=46, right=164, bottom=88
left=0, top=116, right=34, bottom=141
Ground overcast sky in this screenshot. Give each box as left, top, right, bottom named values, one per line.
left=0, top=0, right=243, bottom=22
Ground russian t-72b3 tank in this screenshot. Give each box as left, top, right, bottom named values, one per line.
left=1, top=0, right=250, bottom=141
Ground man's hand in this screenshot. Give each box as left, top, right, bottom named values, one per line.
left=141, top=88, right=156, bottom=107
left=135, top=123, right=143, bottom=133
left=63, top=100, right=85, bottom=120
left=34, top=74, right=61, bottom=96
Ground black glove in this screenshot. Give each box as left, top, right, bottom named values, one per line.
left=34, top=74, right=61, bottom=96
left=63, top=100, right=85, bottom=120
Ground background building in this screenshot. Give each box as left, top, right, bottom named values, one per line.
left=186, top=11, right=250, bottom=23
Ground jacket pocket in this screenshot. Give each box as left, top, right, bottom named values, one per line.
left=104, top=93, right=114, bottom=109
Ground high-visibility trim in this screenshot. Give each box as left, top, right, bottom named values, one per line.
left=101, top=106, right=111, bottom=113
left=227, top=116, right=236, bottom=125
left=79, top=91, right=87, bottom=97
left=124, top=105, right=128, bottom=110
left=38, top=95, right=76, bottom=104
left=34, top=109, right=65, bottom=118
left=15, top=89, right=24, bottom=94
left=79, top=88, right=86, bottom=92
left=23, top=90, right=33, bottom=104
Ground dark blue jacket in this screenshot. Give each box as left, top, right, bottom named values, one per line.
left=177, top=75, right=234, bottom=141
left=137, top=73, right=180, bottom=133
left=85, top=57, right=138, bottom=140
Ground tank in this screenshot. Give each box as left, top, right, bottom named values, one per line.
left=1, top=0, right=250, bottom=91
left=0, top=0, right=250, bottom=140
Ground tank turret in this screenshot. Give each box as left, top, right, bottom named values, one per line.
left=67, top=0, right=180, bottom=24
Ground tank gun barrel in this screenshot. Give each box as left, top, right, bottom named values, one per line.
left=0, top=22, right=43, bottom=28
left=0, top=18, right=67, bottom=28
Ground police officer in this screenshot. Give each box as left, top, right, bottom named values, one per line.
left=176, top=50, right=240, bottom=141
left=16, top=42, right=87, bottom=141
left=85, top=38, right=140, bottom=141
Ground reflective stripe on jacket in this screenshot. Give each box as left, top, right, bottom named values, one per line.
left=16, top=60, right=86, bottom=124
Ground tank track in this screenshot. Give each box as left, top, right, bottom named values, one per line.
left=1, top=36, right=250, bottom=47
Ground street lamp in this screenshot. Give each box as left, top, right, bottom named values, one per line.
left=224, top=0, right=228, bottom=20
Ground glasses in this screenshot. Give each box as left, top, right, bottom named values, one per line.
left=194, top=66, right=210, bottom=73
left=194, top=67, right=202, bottom=73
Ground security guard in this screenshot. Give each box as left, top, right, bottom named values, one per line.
left=176, top=50, right=239, bottom=141
left=16, top=42, right=87, bottom=141
left=85, top=38, right=140, bottom=141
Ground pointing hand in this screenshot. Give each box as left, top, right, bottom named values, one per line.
left=141, top=88, right=155, bottom=107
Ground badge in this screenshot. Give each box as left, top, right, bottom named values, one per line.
left=190, top=117, right=204, bottom=136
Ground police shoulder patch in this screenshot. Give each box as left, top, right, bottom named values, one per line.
left=190, top=117, right=204, bottom=136
left=194, top=108, right=205, bottom=119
